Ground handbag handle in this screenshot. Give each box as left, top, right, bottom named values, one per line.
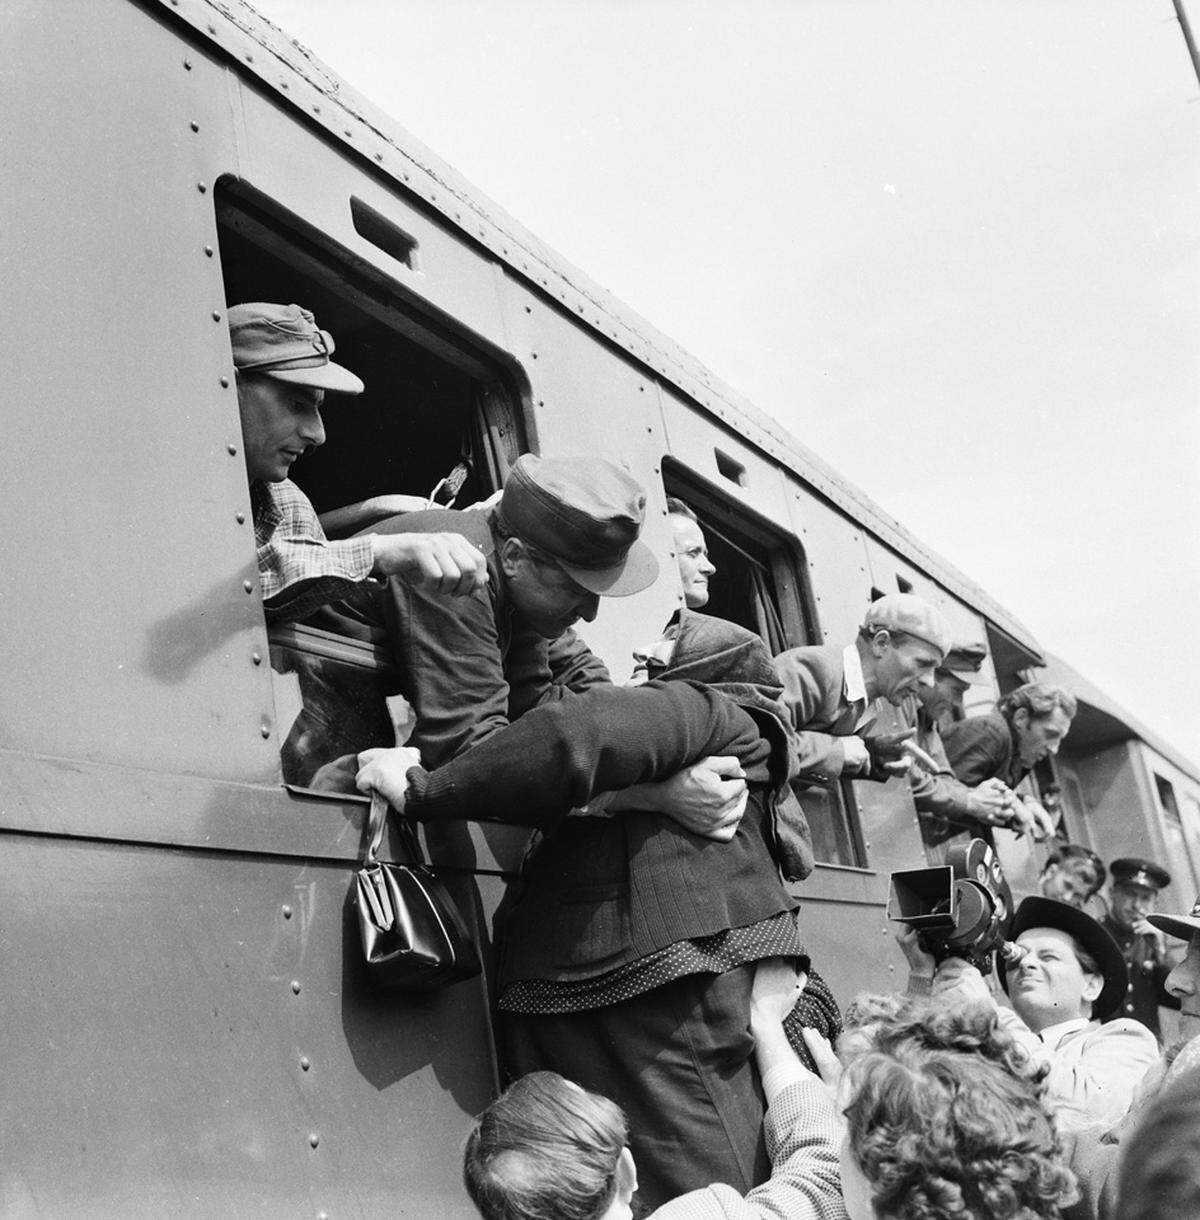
left=366, top=792, right=424, bottom=865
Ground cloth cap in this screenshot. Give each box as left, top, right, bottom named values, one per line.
left=862, top=593, right=952, bottom=658
left=938, top=641, right=989, bottom=684
left=228, top=302, right=364, bottom=394
left=497, top=454, right=658, bottom=596
left=1110, top=857, right=1171, bottom=893
left=997, top=896, right=1129, bottom=1020
left=1148, top=894, right=1200, bottom=943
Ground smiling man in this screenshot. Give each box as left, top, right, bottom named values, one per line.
left=666, top=497, right=716, bottom=610
left=930, top=896, right=1158, bottom=1134
left=231, top=302, right=487, bottom=622
left=773, top=592, right=951, bottom=784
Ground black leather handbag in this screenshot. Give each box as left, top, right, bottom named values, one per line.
left=354, top=793, right=482, bottom=992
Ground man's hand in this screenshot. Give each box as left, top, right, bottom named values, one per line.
left=371, top=532, right=488, bottom=596
left=965, top=778, right=1014, bottom=824
left=1131, top=918, right=1167, bottom=956
left=628, top=756, right=748, bottom=841
left=863, top=728, right=919, bottom=777
left=931, top=957, right=994, bottom=1008
left=355, top=745, right=423, bottom=812
left=1019, top=796, right=1056, bottom=841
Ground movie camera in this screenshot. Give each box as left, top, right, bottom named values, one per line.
left=887, top=838, right=1022, bottom=974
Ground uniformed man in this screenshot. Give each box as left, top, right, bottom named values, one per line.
left=1102, top=857, right=1181, bottom=1039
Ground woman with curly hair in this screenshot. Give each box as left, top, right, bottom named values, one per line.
left=461, top=969, right=1077, bottom=1220
left=837, top=996, right=1078, bottom=1220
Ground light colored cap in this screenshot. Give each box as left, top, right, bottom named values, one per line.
left=862, top=593, right=952, bottom=658
left=228, top=302, right=364, bottom=394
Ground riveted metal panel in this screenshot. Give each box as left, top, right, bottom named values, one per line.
left=2, top=0, right=277, bottom=781
left=0, top=834, right=494, bottom=1218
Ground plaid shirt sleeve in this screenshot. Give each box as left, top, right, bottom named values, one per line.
left=649, top=1076, right=849, bottom=1220
left=253, top=480, right=375, bottom=623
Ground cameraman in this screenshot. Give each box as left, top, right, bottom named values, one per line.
left=905, top=897, right=1157, bottom=1133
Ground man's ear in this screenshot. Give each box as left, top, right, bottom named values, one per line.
left=1013, top=707, right=1030, bottom=733
left=614, top=1146, right=637, bottom=1207
left=870, top=629, right=891, bottom=657
left=498, top=536, right=524, bottom=580
left=1080, top=970, right=1103, bottom=1008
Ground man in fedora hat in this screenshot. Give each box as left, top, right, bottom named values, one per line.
left=926, top=896, right=1158, bottom=1133
left=773, top=592, right=953, bottom=786
left=1150, top=892, right=1200, bottom=1050
left=229, top=302, right=488, bottom=622
left=1102, top=857, right=1181, bottom=1039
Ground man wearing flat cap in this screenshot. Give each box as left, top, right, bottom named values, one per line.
left=228, top=302, right=488, bottom=621
left=772, top=592, right=952, bottom=786
left=927, top=896, right=1158, bottom=1134
left=1102, top=857, right=1180, bottom=1039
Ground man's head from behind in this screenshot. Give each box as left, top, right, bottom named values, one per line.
left=1039, top=844, right=1106, bottom=908
left=858, top=594, right=952, bottom=706
left=666, top=497, right=715, bottom=609
left=997, top=896, right=1127, bottom=1033
left=495, top=455, right=658, bottom=639
left=228, top=302, right=364, bottom=483
left=463, top=1071, right=635, bottom=1220
left=997, top=682, right=1076, bottom=769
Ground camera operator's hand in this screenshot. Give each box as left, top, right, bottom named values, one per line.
left=931, top=958, right=994, bottom=1009
left=896, top=925, right=937, bottom=995
left=863, top=728, right=918, bottom=779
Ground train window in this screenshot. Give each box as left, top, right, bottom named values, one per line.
left=662, top=460, right=865, bottom=867
left=1156, top=774, right=1181, bottom=822
left=215, top=180, right=523, bottom=793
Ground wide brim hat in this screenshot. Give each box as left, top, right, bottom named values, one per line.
left=498, top=453, right=658, bottom=597
left=1148, top=896, right=1200, bottom=943
left=997, top=896, right=1129, bottom=1020
left=228, top=302, right=364, bottom=395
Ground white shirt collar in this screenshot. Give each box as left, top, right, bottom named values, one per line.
left=843, top=643, right=868, bottom=706
left=1037, top=1017, right=1091, bottom=1047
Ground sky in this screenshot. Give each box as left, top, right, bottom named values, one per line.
left=253, top=0, right=1200, bottom=761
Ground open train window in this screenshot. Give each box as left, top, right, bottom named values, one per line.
left=215, top=180, right=524, bottom=792
left=662, top=460, right=865, bottom=867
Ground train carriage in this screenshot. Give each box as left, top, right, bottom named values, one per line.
left=3, top=1, right=1195, bottom=1214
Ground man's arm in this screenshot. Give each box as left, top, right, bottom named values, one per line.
left=373, top=682, right=764, bottom=831
left=774, top=650, right=859, bottom=781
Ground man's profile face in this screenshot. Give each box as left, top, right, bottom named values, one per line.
left=503, top=542, right=601, bottom=639
left=669, top=514, right=715, bottom=609
left=1009, top=927, right=1099, bottom=1029
left=1040, top=862, right=1095, bottom=909
left=236, top=374, right=326, bottom=483
left=1167, top=932, right=1200, bottom=1042
left=1110, top=882, right=1156, bottom=933
left=869, top=632, right=943, bottom=705
left=1013, top=706, right=1072, bottom=767
left=920, top=671, right=969, bottom=720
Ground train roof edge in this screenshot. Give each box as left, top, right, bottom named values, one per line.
left=154, top=0, right=1044, bottom=660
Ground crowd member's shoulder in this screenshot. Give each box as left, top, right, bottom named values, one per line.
left=773, top=643, right=842, bottom=684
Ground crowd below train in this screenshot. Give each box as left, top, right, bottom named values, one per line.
left=232, top=301, right=1199, bottom=1220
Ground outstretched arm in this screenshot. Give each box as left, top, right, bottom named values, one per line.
left=358, top=681, right=763, bottom=831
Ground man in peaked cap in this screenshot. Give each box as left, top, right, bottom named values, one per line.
left=927, top=896, right=1158, bottom=1134
left=229, top=302, right=488, bottom=622
left=364, top=454, right=751, bottom=839
left=1102, top=857, right=1181, bottom=1039
left=772, top=592, right=952, bottom=786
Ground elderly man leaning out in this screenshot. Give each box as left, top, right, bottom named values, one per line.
left=904, top=896, right=1158, bottom=1135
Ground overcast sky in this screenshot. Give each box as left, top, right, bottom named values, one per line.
left=254, top=0, right=1200, bottom=761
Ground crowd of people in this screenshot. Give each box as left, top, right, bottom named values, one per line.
left=231, top=301, right=1199, bottom=1219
